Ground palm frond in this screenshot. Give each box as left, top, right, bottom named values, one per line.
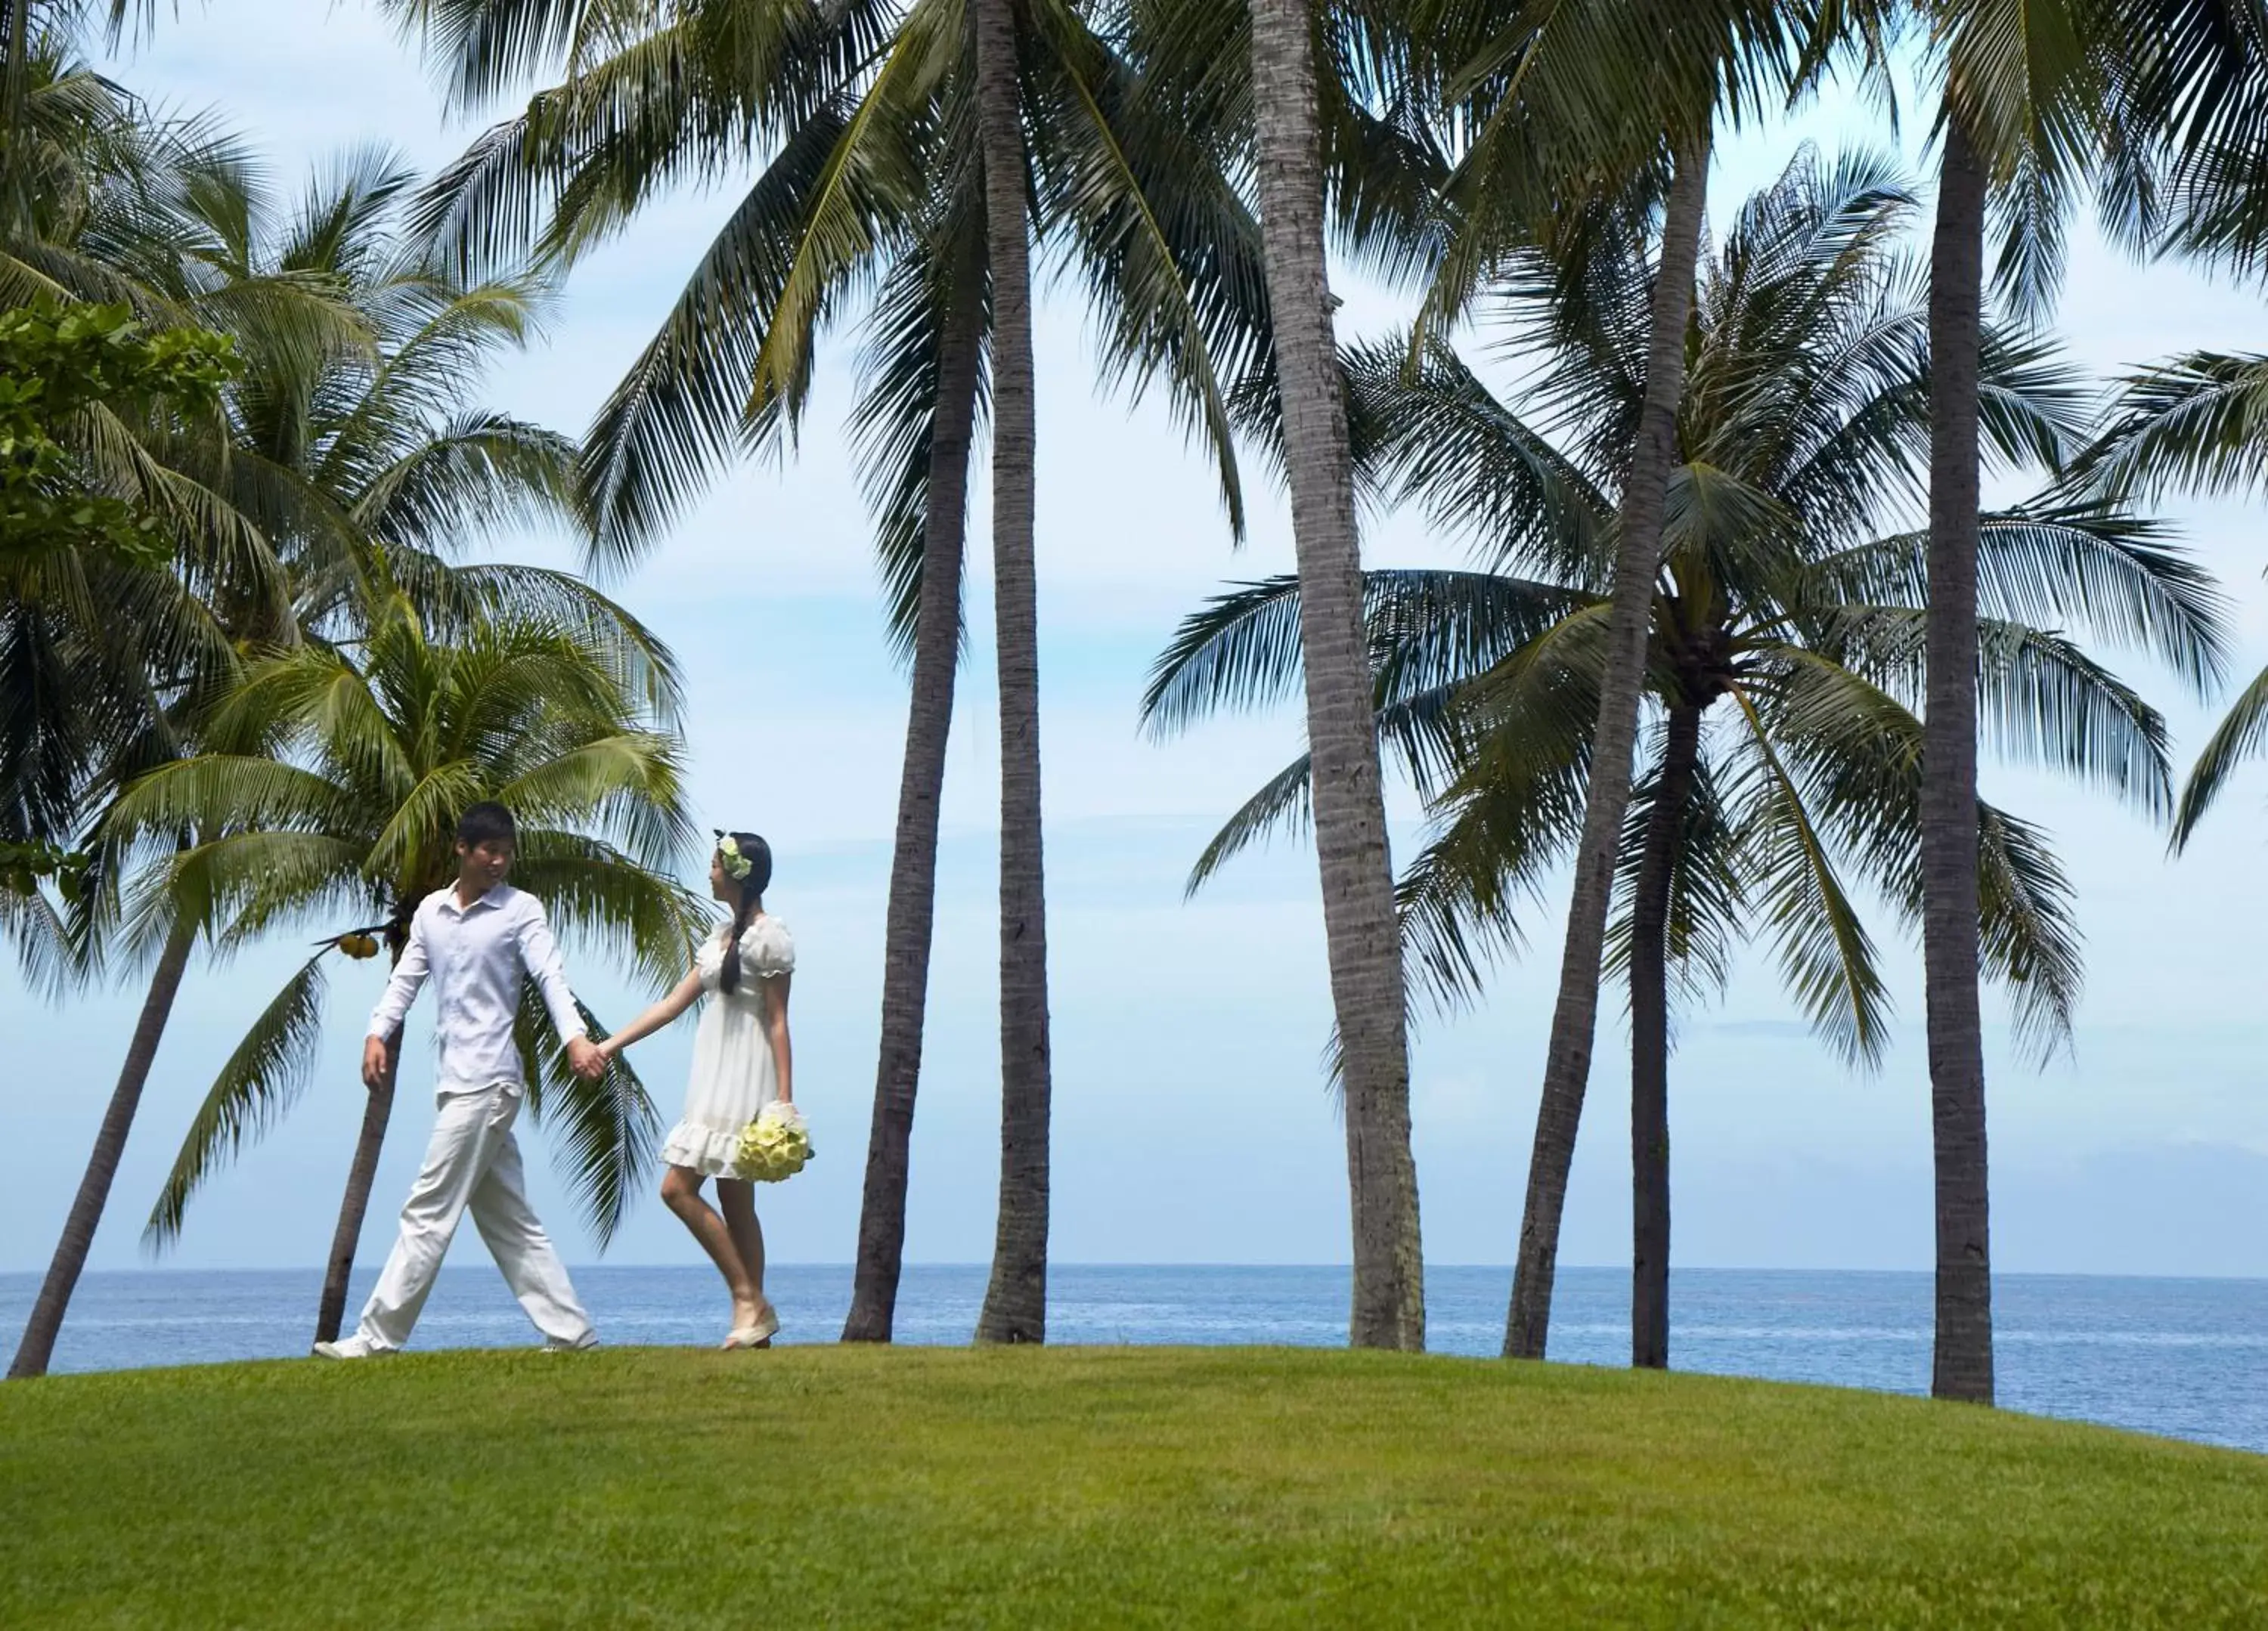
left=2078, top=351, right=2268, bottom=504
left=1346, top=331, right=1611, bottom=585
left=846, top=171, right=987, bottom=658
left=1142, top=575, right=1309, bottom=735
left=142, top=950, right=330, bottom=1249
left=1808, top=503, right=2229, bottom=698
left=1807, top=606, right=2175, bottom=816
left=1142, top=568, right=1589, bottom=737
left=1723, top=682, right=1891, bottom=1064
left=508, top=826, right=705, bottom=992
left=572, top=91, right=874, bottom=568
left=516, top=986, right=660, bottom=1249
left=1028, top=0, right=1265, bottom=538
left=1977, top=797, right=2084, bottom=1062
left=2171, top=659, right=2268, bottom=848
left=1756, top=645, right=2086, bottom=1054
left=355, top=413, right=582, bottom=559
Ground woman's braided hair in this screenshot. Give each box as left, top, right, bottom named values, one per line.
left=715, top=830, right=773, bottom=995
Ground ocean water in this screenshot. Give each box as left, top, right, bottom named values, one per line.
left=4, top=1264, right=2262, bottom=1455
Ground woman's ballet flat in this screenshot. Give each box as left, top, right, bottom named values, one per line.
left=722, top=1309, right=780, bottom=1351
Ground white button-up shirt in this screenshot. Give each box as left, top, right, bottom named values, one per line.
left=367, top=884, right=586, bottom=1094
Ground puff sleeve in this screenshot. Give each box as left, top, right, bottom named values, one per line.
left=742, top=916, right=795, bottom=980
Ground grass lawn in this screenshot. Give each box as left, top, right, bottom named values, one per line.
left=3, top=1345, right=2264, bottom=1628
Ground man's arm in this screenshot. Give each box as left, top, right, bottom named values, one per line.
left=517, top=899, right=602, bottom=1078
left=364, top=909, right=429, bottom=1088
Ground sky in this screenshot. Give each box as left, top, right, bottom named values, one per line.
left=5, top=3, right=2268, bottom=1285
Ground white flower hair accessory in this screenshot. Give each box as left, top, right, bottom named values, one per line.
left=715, top=831, right=754, bottom=882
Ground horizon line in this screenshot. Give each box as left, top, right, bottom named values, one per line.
left=11, top=1263, right=2268, bottom=1286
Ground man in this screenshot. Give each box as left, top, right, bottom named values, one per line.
left=314, top=802, right=608, bottom=1359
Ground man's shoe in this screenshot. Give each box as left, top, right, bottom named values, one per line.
left=542, top=1331, right=598, bottom=1353
left=311, top=1335, right=394, bottom=1360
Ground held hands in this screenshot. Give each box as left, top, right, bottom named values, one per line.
left=364, top=1032, right=606, bottom=1083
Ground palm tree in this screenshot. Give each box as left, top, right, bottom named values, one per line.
left=387, top=0, right=1267, bottom=1341
left=5, top=354, right=254, bottom=1387
left=1145, top=149, right=2223, bottom=1369
left=1910, top=0, right=2124, bottom=1404
left=1500, top=133, right=1707, bottom=1362
left=1, top=39, right=309, bottom=1383
left=8, top=141, right=671, bottom=1376
left=107, top=587, right=699, bottom=1343
left=967, top=0, right=1049, bottom=1344
left=1392, top=0, right=1821, bottom=1362
left=0, top=26, right=297, bottom=880
left=1244, top=0, right=1425, bottom=1347
left=1783, top=0, right=2266, bottom=1409
left=163, top=147, right=687, bottom=1346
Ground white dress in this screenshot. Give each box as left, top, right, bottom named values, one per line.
left=658, top=915, right=795, bottom=1178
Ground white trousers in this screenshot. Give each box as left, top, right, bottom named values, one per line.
left=354, top=1082, right=594, bottom=1351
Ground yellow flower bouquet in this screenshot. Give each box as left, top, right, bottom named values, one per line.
left=736, top=1102, right=812, bottom=1183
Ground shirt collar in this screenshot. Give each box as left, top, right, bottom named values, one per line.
left=438, top=883, right=509, bottom=918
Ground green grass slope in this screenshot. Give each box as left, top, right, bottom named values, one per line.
left=4, top=1346, right=2263, bottom=1627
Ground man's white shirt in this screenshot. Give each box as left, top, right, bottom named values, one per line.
left=368, top=883, right=586, bottom=1094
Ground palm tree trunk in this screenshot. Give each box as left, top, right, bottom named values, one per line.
left=314, top=1040, right=399, bottom=1345
left=1250, top=0, right=1423, bottom=1351
left=841, top=255, right=987, bottom=1343
left=1923, top=111, right=1994, bottom=1406
left=1631, top=704, right=1699, bottom=1371
left=8, top=915, right=197, bottom=1381
left=1505, top=125, right=1710, bottom=1360
left=973, top=0, right=1052, bottom=1347
left=0, top=1, right=29, bottom=167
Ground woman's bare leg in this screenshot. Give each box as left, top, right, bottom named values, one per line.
left=660, top=1166, right=763, bottom=1332
left=716, top=1180, right=770, bottom=1323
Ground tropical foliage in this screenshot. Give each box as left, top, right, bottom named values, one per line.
left=111, top=590, right=699, bottom=1256
left=2084, top=353, right=2268, bottom=844
left=6, top=24, right=698, bottom=1377
left=0, top=301, right=236, bottom=568
left=0, top=27, right=293, bottom=958
left=380, top=0, right=1277, bottom=1344
left=5, top=0, right=2268, bottom=1399
left=94, top=143, right=699, bottom=1344
left=1147, top=147, right=2225, bottom=1365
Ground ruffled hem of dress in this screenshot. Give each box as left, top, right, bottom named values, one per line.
left=659, top=1119, right=751, bottom=1180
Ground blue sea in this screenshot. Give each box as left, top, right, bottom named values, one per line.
left=4, top=1264, right=2262, bottom=1454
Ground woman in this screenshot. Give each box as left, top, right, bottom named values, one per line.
left=600, top=830, right=795, bottom=1348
